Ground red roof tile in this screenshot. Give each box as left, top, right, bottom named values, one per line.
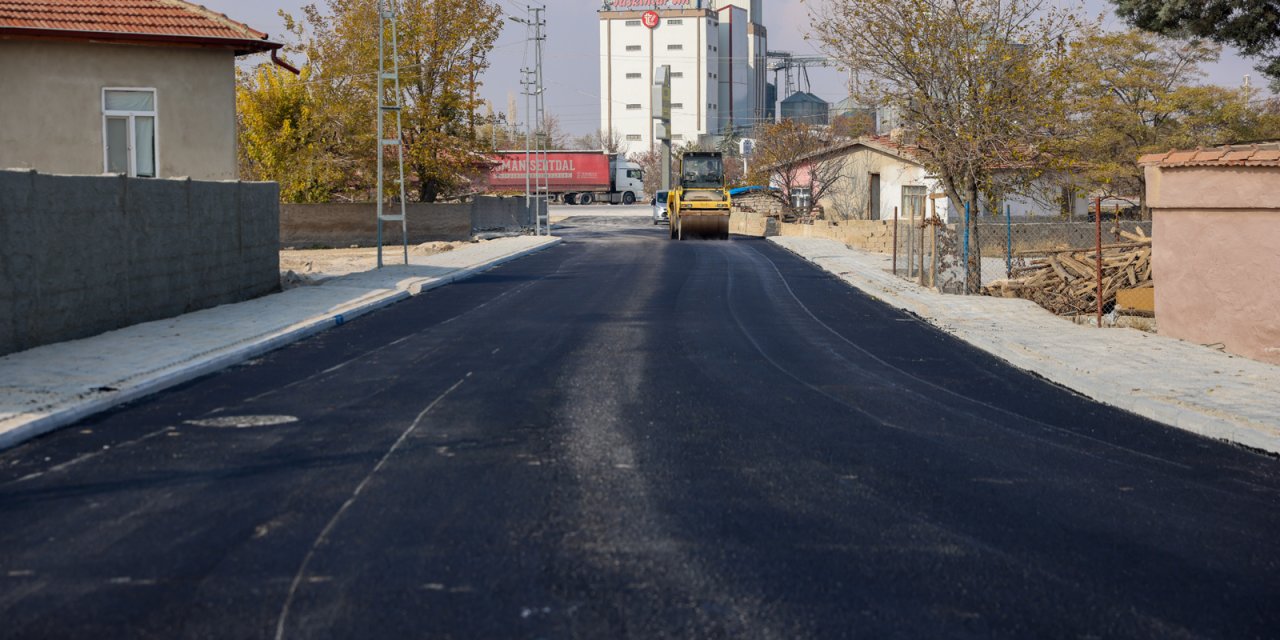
left=0, top=0, right=278, bottom=53
left=1140, top=142, right=1280, bottom=168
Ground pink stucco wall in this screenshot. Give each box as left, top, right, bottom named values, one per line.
left=1147, top=166, right=1280, bottom=365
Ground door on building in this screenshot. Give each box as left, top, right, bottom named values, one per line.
left=869, top=173, right=881, bottom=220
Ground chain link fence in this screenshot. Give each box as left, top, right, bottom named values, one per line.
left=892, top=213, right=1154, bottom=299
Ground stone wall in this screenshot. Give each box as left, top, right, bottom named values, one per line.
left=731, top=209, right=906, bottom=254
left=0, top=170, right=279, bottom=356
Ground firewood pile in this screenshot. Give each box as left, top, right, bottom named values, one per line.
left=983, top=227, right=1153, bottom=316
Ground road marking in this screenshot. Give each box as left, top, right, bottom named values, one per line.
left=744, top=244, right=1194, bottom=472
left=8, top=427, right=174, bottom=485
left=273, top=374, right=469, bottom=640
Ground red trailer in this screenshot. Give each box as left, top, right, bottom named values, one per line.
left=485, top=150, right=645, bottom=205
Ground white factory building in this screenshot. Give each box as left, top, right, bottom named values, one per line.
left=599, top=1, right=767, bottom=155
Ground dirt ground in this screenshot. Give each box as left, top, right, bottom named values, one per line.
left=279, top=241, right=478, bottom=289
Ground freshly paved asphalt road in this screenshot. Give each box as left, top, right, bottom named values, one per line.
left=2, top=212, right=1279, bottom=639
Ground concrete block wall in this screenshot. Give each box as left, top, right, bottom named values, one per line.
left=280, top=202, right=472, bottom=248
left=0, top=170, right=279, bottom=357
left=729, top=210, right=904, bottom=254
left=280, top=197, right=541, bottom=247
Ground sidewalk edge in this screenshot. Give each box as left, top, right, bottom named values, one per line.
left=0, top=236, right=562, bottom=451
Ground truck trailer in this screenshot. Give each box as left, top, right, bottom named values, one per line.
left=485, top=150, right=645, bottom=205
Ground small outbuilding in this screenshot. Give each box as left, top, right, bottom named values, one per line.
left=0, top=0, right=290, bottom=180
left=1140, top=143, right=1280, bottom=365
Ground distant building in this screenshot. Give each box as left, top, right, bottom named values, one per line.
left=0, top=0, right=287, bottom=180
left=598, top=1, right=768, bottom=155
left=780, top=91, right=829, bottom=126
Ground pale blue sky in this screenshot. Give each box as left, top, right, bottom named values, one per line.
left=207, top=0, right=1262, bottom=135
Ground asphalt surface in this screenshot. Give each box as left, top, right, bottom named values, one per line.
left=2, top=212, right=1279, bottom=639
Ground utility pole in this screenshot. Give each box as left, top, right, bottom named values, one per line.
left=1244, top=74, right=1252, bottom=105
left=375, top=0, right=407, bottom=268
left=513, top=6, right=548, bottom=236
left=653, top=65, right=672, bottom=192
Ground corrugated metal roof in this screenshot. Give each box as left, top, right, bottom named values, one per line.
left=0, top=0, right=275, bottom=51
left=1139, top=142, right=1280, bottom=168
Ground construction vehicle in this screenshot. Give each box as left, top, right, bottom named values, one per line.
left=667, top=151, right=731, bottom=240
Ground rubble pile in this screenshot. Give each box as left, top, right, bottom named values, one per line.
left=984, top=228, right=1153, bottom=316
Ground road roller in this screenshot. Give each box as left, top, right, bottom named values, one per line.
left=667, top=151, right=731, bottom=240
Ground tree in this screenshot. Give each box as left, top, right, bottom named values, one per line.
left=1065, top=30, right=1280, bottom=216
left=829, top=112, right=877, bottom=139
left=237, top=63, right=348, bottom=202
left=746, top=119, right=845, bottom=217
left=810, top=0, right=1087, bottom=292
left=290, top=0, right=503, bottom=202
left=574, top=128, right=627, bottom=154
left=1110, top=0, right=1280, bottom=90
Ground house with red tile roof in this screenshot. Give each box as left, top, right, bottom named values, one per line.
left=0, top=0, right=288, bottom=180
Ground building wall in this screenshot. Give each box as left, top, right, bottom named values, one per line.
left=0, top=39, right=238, bottom=180
left=599, top=5, right=765, bottom=155
left=0, top=170, right=278, bottom=357
left=812, top=147, right=944, bottom=222
left=716, top=6, right=751, bottom=131
left=1146, top=165, right=1280, bottom=365
left=600, top=10, right=718, bottom=155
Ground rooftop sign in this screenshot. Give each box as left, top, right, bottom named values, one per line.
left=601, top=0, right=701, bottom=11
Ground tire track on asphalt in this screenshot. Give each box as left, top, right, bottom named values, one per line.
left=273, top=375, right=469, bottom=640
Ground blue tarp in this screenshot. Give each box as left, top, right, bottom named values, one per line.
left=729, top=186, right=779, bottom=196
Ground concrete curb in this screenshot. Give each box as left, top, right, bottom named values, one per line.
left=768, top=236, right=1280, bottom=455
left=0, top=237, right=562, bottom=451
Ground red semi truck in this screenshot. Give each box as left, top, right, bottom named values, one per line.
left=486, top=150, right=646, bottom=205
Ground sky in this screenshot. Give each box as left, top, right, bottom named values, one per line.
left=206, top=0, right=1264, bottom=136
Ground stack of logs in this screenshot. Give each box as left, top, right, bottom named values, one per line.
left=984, top=228, right=1153, bottom=316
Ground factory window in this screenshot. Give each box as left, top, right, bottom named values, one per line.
left=626, top=73, right=642, bottom=79
left=667, top=44, right=683, bottom=50
left=626, top=45, right=641, bottom=52
left=625, top=20, right=641, bottom=26
left=673, top=134, right=684, bottom=140
left=668, top=19, right=683, bottom=25
left=671, top=103, right=683, bottom=109
left=671, top=72, right=684, bottom=78
left=626, top=134, right=642, bottom=141
left=626, top=103, right=642, bottom=110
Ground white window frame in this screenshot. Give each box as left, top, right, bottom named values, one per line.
left=102, top=87, right=159, bottom=177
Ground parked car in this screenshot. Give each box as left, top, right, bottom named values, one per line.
left=651, top=190, right=669, bottom=225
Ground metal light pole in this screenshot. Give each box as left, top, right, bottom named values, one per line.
left=376, top=0, right=407, bottom=268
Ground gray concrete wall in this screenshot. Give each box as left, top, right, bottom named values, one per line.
left=0, top=40, right=238, bottom=180
left=280, top=197, right=539, bottom=248
left=471, top=196, right=540, bottom=235
left=0, top=170, right=279, bottom=357
left=280, top=203, right=472, bottom=247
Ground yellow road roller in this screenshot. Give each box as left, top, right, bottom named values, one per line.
left=667, top=151, right=731, bottom=240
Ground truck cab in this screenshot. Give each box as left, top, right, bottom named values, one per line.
left=609, top=157, right=644, bottom=205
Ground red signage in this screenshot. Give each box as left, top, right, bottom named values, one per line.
left=485, top=152, right=611, bottom=192
left=641, top=11, right=660, bottom=28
